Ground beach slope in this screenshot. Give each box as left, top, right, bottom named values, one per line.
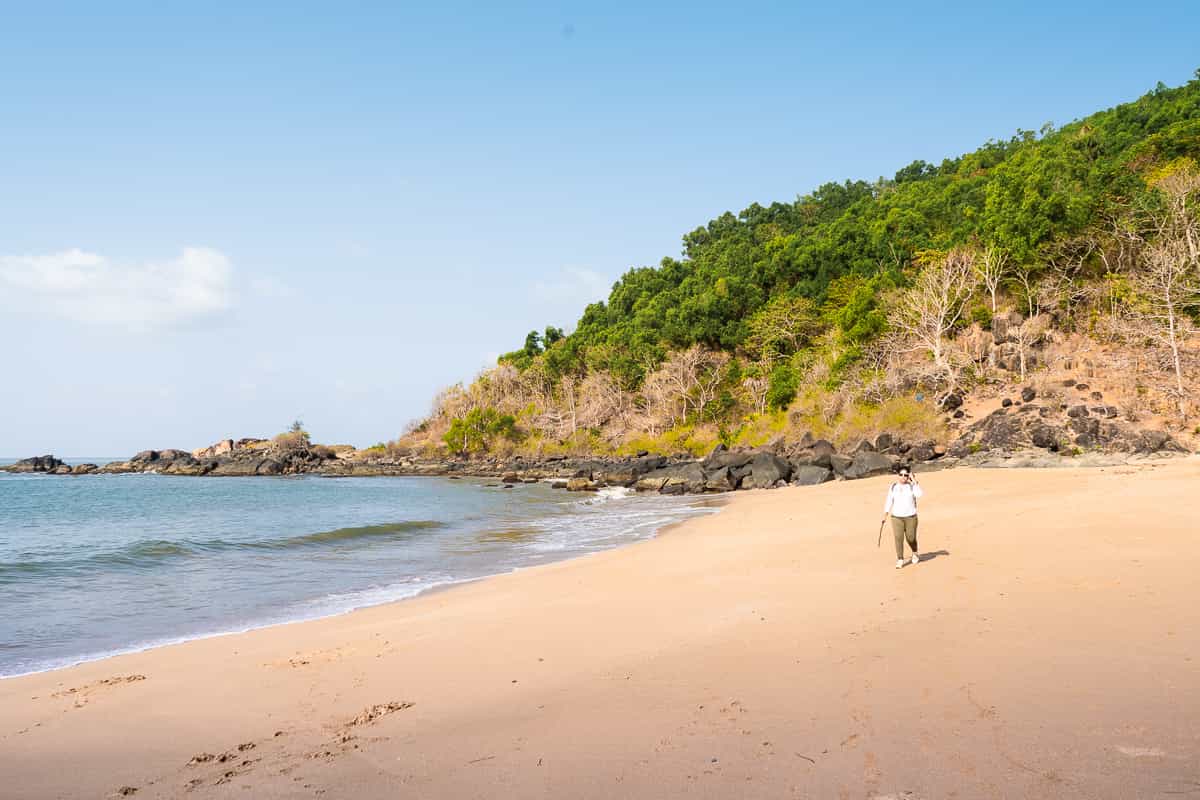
left=3, top=461, right=1199, bottom=799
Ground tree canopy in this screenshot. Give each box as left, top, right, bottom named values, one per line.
left=510, top=72, right=1200, bottom=386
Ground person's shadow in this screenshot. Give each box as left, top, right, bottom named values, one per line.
left=918, top=550, right=950, bottom=562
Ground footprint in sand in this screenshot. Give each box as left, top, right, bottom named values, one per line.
left=1114, top=745, right=1165, bottom=757
left=52, top=675, right=146, bottom=709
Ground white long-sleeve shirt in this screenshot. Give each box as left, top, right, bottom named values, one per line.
left=884, top=481, right=923, bottom=518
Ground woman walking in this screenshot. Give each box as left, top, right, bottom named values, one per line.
left=882, top=466, right=923, bottom=568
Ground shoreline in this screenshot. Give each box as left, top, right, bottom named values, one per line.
left=0, top=490, right=726, bottom=682
left=4, top=461, right=1198, bottom=799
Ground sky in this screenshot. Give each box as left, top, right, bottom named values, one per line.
left=2, top=2, right=1198, bottom=456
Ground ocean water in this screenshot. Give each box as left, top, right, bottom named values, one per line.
left=0, top=470, right=719, bottom=678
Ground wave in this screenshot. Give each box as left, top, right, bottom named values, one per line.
left=0, top=520, right=447, bottom=578
left=285, top=520, right=445, bottom=546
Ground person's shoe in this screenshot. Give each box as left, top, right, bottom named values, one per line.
left=895, top=559, right=905, bottom=569
left=911, top=553, right=920, bottom=565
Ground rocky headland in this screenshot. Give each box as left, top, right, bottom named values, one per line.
left=5, top=380, right=1189, bottom=494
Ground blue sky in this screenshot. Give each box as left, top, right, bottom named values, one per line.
left=2, top=2, right=1197, bottom=455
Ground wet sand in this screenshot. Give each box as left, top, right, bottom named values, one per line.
left=2, top=460, right=1199, bottom=799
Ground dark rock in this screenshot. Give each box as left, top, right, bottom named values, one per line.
left=810, top=439, right=835, bottom=455
left=792, top=440, right=835, bottom=469
left=974, top=414, right=1025, bottom=450
left=991, top=311, right=1024, bottom=344
left=940, top=393, right=963, bottom=411
left=1001, top=398, right=1013, bottom=408
left=843, top=451, right=896, bottom=480
left=744, top=453, right=792, bottom=489
left=1090, top=391, right=1103, bottom=401
left=6, top=455, right=64, bottom=473
left=1066, top=405, right=1089, bottom=418
left=947, top=437, right=973, bottom=459
left=791, top=465, right=833, bottom=486
left=1135, top=430, right=1181, bottom=454
left=730, top=463, right=754, bottom=485
left=635, top=450, right=649, bottom=458
left=595, top=465, right=637, bottom=486
left=853, top=439, right=875, bottom=453
left=1030, top=425, right=1061, bottom=451
left=256, top=459, right=283, bottom=475
left=953, top=409, right=965, bottom=419
left=632, top=455, right=667, bottom=475
left=501, top=472, right=520, bottom=483
left=874, top=433, right=894, bottom=452
left=131, top=450, right=159, bottom=463
left=550, top=480, right=568, bottom=489
left=702, top=450, right=753, bottom=471
left=1070, top=417, right=1101, bottom=439
left=908, top=443, right=935, bottom=462
left=829, top=454, right=854, bottom=476
left=637, top=462, right=707, bottom=494
left=1020, top=386, right=1037, bottom=403
left=704, top=466, right=738, bottom=492
left=1062, top=379, right=1076, bottom=387
left=706, top=443, right=728, bottom=460
left=1075, top=383, right=1090, bottom=391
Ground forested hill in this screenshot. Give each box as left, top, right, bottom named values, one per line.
left=503, top=73, right=1200, bottom=385
left=397, top=72, right=1200, bottom=459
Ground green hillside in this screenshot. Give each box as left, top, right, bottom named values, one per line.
left=403, top=72, right=1200, bottom=458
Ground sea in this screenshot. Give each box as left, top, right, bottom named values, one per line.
left=0, top=465, right=720, bottom=678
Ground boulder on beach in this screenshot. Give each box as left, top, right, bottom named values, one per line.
left=743, top=453, right=792, bottom=489
left=791, top=465, right=833, bottom=486
left=704, top=466, right=739, bottom=492
left=843, top=451, right=895, bottom=480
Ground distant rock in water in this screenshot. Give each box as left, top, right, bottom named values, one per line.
left=6, top=455, right=63, bottom=473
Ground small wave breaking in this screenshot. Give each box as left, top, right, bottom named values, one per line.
left=0, top=520, right=447, bottom=579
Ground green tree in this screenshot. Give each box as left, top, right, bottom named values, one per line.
left=443, top=408, right=518, bottom=455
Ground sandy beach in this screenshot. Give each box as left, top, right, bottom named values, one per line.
left=3, top=461, right=1199, bottom=799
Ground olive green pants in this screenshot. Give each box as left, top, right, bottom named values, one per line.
left=891, top=514, right=918, bottom=559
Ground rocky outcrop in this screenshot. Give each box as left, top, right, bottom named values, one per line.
left=5, top=455, right=64, bottom=473
left=949, top=401, right=1187, bottom=458
left=7, top=404, right=1188, bottom=496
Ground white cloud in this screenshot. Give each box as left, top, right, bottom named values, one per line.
left=531, top=266, right=612, bottom=308
left=0, top=247, right=233, bottom=329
